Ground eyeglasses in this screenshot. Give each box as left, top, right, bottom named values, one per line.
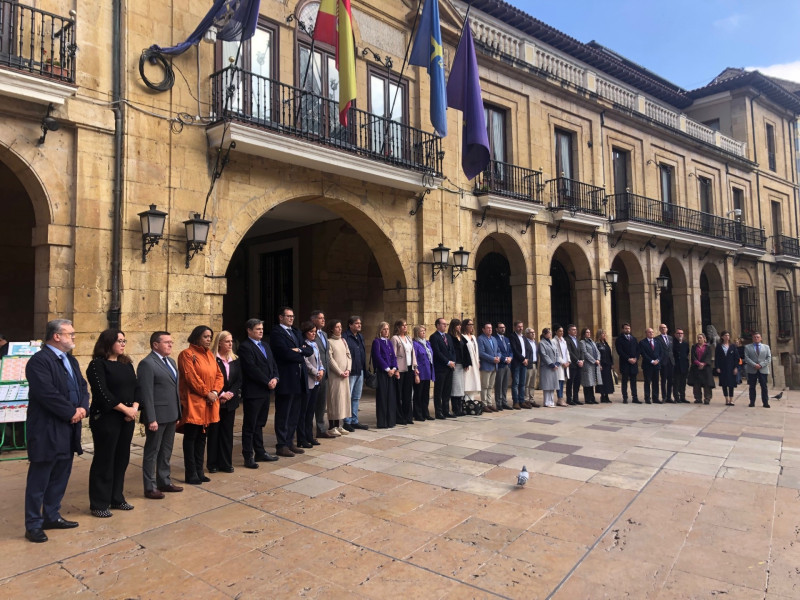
left=57, top=331, right=76, bottom=338
left=117, top=339, right=127, bottom=344
left=283, top=314, right=295, bottom=319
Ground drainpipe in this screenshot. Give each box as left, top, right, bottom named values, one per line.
left=107, top=0, right=123, bottom=329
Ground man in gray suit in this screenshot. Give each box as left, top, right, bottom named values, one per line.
left=311, top=310, right=334, bottom=438
left=137, top=331, right=183, bottom=499
left=744, top=331, right=772, bottom=408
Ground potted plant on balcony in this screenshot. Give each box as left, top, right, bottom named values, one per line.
left=42, top=50, right=70, bottom=78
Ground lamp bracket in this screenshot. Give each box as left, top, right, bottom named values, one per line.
left=475, top=206, right=489, bottom=228
left=410, top=189, right=430, bottom=216
left=610, top=231, right=625, bottom=248
left=659, top=239, right=672, bottom=255
left=698, top=247, right=711, bottom=261
left=639, top=236, right=656, bottom=252
left=550, top=220, right=562, bottom=239
left=520, top=214, right=535, bottom=235
left=683, top=244, right=696, bottom=259
left=585, top=226, right=599, bottom=245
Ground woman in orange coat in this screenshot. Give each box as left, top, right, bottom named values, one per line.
left=178, top=325, right=224, bottom=485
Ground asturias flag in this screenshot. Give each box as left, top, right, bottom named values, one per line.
left=409, top=0, right=447, bottom=137
left=446, top=17, right=490, bottom=180
left=152, top=0, right=261, bottom=56
left=313, top=0, right=357, bottom=126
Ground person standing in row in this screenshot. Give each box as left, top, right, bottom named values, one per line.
left=565, top=325, right=583, bottom=406
left=744, top=332, right=771, bottom=408
left=238, top=319, right=279, bottom=468
left=138, top=331, right=183, bottom=498
left=615, top=323, right=639, bottom=404
left=538, top=328, right=559, bottom=408
left=524, top=328, right=540, bottom=408
left=178, top=325, right=223, bottom=485
left=24, top=319, right=89, bottom=543
left=461, top=319, right=482, bottom=404
left=86, top=329, right=137, bottom=518
left=430, top=318, right=456, bottom=419
left=392, top=319, right=417, bottom=425
left=326, top=319, right=352, bottom=435
left=656, top=324, right=675, bottom=403
left=208, top=330, right=241, bottom=473
left=494, top=323, right=513, bottom=409
left=595, top=329, right=614, bottom=403
left=343, top=316, right=368, bottom=431
left=372, top=321, right=398, bottom=428
left=271, top=307, right=313, bottom=457
left=448, top=319, right=470, bottom=417
left=477, top=322, right=500, bottom=412
left=688, top=332, right=714, bottom=404
left=508, top=320, right=532, bottom=409
left=578, top=328, right=602, bottom=405
left=554, top=326, right=569, bottom=406
left=412, top=325, right=435, bottom=421
left=639, top=328, right=662, bottom=404
left=297, top=321, right=322, bottom=446
left=715, top=330, right=739, bottom=406
left=672, top=328, right=690, bottom=403
left=310, top=311, right=334, bottom=439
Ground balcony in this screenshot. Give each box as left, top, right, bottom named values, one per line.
left=773, top=234, right=800, bottom=264
left=609, top=192, right=767, bottom=253
left=207, top=66, right=442, bottom=192
left=473, top=160, right=543, bottom=217
left=0, top=0, right=76, bottom=105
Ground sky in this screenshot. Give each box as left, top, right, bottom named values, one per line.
left=504, top=0, right=800, bottom=90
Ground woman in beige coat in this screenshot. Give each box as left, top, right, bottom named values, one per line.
left=391, top=319, right=418, bottom=426
left=326, top=319, right=352, bottom=435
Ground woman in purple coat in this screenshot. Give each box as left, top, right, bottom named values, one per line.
left=412, top=325, right=435, bottom=421
left=371, top=321, right=399, bottom=428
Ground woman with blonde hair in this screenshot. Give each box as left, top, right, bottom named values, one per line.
left=412, top=324, right=435, bottom=421
left=391, top=319, right=417, bottom=425
left=326, top=319, right=352, bottom=435
left=595, top=329, right=614, bottom=403
left=207, top=330, right=241, bottom=473
left=372, top=321, right=398, bottom=428
left=461, top=318, right=482, bottom=400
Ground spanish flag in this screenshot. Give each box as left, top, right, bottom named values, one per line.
left=313, top=0, right=357, bottom=126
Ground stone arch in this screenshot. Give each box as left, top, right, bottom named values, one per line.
left=0, top=140, right=54, bottom=228
left=700, top=262, right=727, bottom=336
left=658, top=257, right=689, bottom=334
left=609, top=249, right=646, bottom=333
left=550, top=241, right=594, bottom=331
left=474, top=232, right=528, bottom=328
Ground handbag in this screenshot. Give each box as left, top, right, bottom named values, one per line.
left=364, top=353, right=378, bottom=389
left=612, top=370, right=619, bottom=385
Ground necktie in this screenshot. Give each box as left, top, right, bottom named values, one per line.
left=60, top=353, right=75, bottom=382
left=443, top=333, right=448, bottom=346
left=626, top=334, right=630, bottom=341
left=257, top=341, right=267, bottom=358
left=755, top=343, right=760, bottom=355
left=163, top=356, right=176, bottom=381
left=663, top=336, right=668, bottom=346
left=650, top=339, right=654, bottom=349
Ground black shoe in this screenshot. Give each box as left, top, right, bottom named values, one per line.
left=501, top=404, right=512, bottom=410
left=342, top=423, right=355, bottom=432
left=25, top=528, right=47, bottom=543
left=91, top=509, right=113, bottom=518
left=645, top=400, right=651, bottom=404
left=445, top=412, right=457, bottom=418
left=665, top=400, right=674, bottom=404
left=632, top=400, right=642, bottom=404
left=653, top=400, right=663, bottom=404
left=200, top=475, right=211, bottom=483
left=426, top=416, right=435, bottom=421
left=574, top=401, right=584, bottom=405
left=680, top=399, right=690, bottom=403
left=352, top=422, right=369, bottom=430
left=299, top=442, right=314, bottom=449
left=219, top=466, right=235, bottom=473
left=186, top=478, right=202, bottom=485
left=244, top=459, right=259, bottom=469
left=207, top=467, right=218, bottom=473
left=109, top=502, right=135, bottom=511
left=695, top=400, right=703, bottom=404
left=435, top=414, right=445, bottom=420
left=763, top=403, right=771, bottom=408
left=42, top=517, right=79, bottom=530
left=623, top=399, right=628, bottom=404
left=255, top=453, right=279, bottom=462
left=748, top=403, right=755, bottom=407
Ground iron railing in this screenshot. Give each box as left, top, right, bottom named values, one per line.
left=609, top=192, right=767, bottom=249
left=546, top=177, right=606, bottom=216
left=774, top=234, right=800, bottom=258
left=474, top=160, right=542, bottom=203
left=210, top=66, right=442, bottom=176
left=0, top=0, right=75, bottom=83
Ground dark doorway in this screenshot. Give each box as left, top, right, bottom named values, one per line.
left=700, top=271, right=711, bottom=334
left=476, top=252, right=512, bottom=328
left=259, top=248, right=293, bottom=324
left=658, top=264, right=674, bottom=332
left=550, top=259, right=572, bottom=330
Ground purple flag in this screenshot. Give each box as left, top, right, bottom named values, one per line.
left=446, top=17, right=489, bottom=180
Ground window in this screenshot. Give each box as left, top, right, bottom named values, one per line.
left=659, top=164, right=674, bottom=222
left=611, top=148, right=629, bottom=195
left=368, top=68, right=408, bottom=160
left=217, top=22, right=277, bottom=122
left=698, top=176, right=713, bottom=214
left=484, top=104, right=506, bottom=182
left=772, top=200, right=783, bottom=253
left=777, top=290, right=793, bottom=340
left=297, top=42, right=341, bottom=136
left=766, top=123, right=776, bottom=171
left=738, top=286, right=758, bottom=340
left=554, top=128, right=575, bottom=180
left=732, top=188, right=744, bottom=222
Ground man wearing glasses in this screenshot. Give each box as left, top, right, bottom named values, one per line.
left=23, top=319, right=89, bottom=543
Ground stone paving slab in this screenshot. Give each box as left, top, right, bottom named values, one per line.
left=2, top=389, right=800, bottom=598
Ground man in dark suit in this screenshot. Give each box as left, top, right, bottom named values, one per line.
left=672, top=327, right=690, bottom=403
left=494, top=323, right=513, bottom=409
left=508, top=320, right=533, bottom=409
left=429, top=317, right=456, bottom=419
left=137, top=331, right=183, bottom=499
left=270, top=307, right=313, bottom=457
left=565, top=324, right=583, bottom=405
left=310, top=310, right=334, bottom=438
left=656, top=323, right=675, bottom=403
left=24, top=319, right=89, bottom=543
left=615, top=323, right=639, bottom=404
left=238, top=318, right=280, bottom=467
left=639, top=328, right=662, bottom=404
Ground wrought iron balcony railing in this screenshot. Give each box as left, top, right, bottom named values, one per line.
left=773, top=234, right=800, bottom=258
left=609, top=192, right=767, bottom=249
left=546, top=177, right=606, bottom=216
left=210, top=66, right=442, bottom=176
left=0, top=0, right=75, bottom=83
left=474, top=160, right=542, bottom=203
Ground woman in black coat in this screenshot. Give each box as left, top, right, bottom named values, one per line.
left=688, top=333, right=715, bottom=404
left=207, top=331, right=242, bottom=473
left=594, top=329, right=614, bottom=403
left=714, top=330, right=739, bottom=406
left=86, top=329, right=138, bottom=518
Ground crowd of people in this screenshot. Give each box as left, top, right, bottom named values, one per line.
left=21, top=314, right=774, bottom=543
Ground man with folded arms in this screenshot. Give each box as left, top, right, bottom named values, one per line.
left=24, top=319, right=89, bottom=542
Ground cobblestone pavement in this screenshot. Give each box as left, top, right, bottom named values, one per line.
left=1, top=388, right=799, bottom=599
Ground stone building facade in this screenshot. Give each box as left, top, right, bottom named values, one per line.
left=1, top=0, right=798, bottom=387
